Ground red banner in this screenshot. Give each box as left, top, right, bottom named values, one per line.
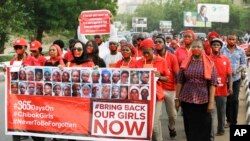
left=79, top=10, right=111, bottom=35
left=6, top=67, right=156, bottom=140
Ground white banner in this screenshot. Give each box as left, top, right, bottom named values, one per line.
left=197, top=4, right=229, bottom=23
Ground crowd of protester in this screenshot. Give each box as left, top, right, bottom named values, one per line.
left=9, top=22, right=248, bottom=141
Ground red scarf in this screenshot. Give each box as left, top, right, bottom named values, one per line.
left=180, top=51, right=213, bottom=80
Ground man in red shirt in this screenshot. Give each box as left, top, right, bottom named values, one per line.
left=210, top=38, right=232, bottom=136
left=10, top=38, right=34, bottom=66
left=136, top=38, right=169, bottom=141
left=154, top=35, right=179, bottom=139
left=204, top=31, right=220, bottom=56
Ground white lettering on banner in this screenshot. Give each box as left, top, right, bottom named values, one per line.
left=14, top=111, right=54, bottom=119
left=13, top=100, right=54, bottom=112
left=91, top=102, right=148, bottom=138
left=13, top=119, right=77, bottom=129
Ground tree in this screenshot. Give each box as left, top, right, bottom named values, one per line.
left=0, top=0, right=28, bottom=54
left=117, top=0, right=249, bottom=36
left=0, top=0, right=118, bottom=54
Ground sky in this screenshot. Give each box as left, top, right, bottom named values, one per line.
left=118, top=0, right=144, bottom=13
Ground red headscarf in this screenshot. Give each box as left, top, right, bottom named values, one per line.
left=47, top=44, right=64, bottom=65
left=184, top=30, right=196, bottom=40
left=140, top=38, right=155, bottom=49
left=121, top=43, right=136, bottom=55
left=207, top=31, right=220, bottom=40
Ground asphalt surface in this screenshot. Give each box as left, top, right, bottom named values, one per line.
left=0, top=72, right=248, bottom=141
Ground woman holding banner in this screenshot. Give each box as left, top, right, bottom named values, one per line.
left=115, top=43, right=137, bottom=68
left=66, top=40, right=94, bottom=67
left=136, top=38, right=169, bottom=141
left=44, top=44, right=65, bottom=67
left=85, top=40, right=106, bottom=67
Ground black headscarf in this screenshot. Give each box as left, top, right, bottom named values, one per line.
left=71, top=40, right=89, bottom=65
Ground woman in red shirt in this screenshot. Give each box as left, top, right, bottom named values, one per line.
left=67, top=40, right=94, bottom=67
left=175, top=39, right=217, bottom=141
left=115, top=43, right=137, bottom=68
left=136, top=38, right=169, bottom=141
left=44, top=44, right=65, bottom=67
left=175, top=30, right=196, bottom=65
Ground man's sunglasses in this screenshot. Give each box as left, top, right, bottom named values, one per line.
left=14, top=46, right=24, bottom=50
left=109, top=42, right=117, bottom=46
left=137, top=38, right=144, bottom=41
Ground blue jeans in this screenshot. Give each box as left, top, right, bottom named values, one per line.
left=215, top=96, right=227, bottom=132
left=226, top=79, right=241, bottom=125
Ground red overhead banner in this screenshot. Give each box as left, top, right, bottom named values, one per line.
left=79, top=10, right=111, bottom=35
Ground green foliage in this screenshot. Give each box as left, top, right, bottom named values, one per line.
left=0, top=0, right=118, bottom=54
left=116, top=0, right=249, bottom=36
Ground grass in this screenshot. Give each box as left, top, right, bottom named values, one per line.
left=0, top=55, right=14, bottom=62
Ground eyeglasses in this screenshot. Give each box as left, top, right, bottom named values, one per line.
left=14, top=46, right=23, bottom=50
left=87, top=45, right=93, bottom=48
left=122, top=49, right=130, bottom=52
left=155, top=41, right=163, bottom=44
left=142, top=51, right=150, bottom=55
left=137, top=38, right=144, bottom=41
left=72, top=48, right=83, bottom=52
left=49, top=49, right=56, bottom=52
left=109, top=42, right=117, bottom=46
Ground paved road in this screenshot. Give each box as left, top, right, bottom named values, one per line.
left=0, top=78, right=247, bottom=141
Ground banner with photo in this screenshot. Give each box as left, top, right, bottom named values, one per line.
left=197, top=4, right=229, bottom=23
left=6, top=66, right=156, bottom=141
left=183, top=11, right=212, bottom=27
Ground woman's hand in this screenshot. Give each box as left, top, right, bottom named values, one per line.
left=154, top=71, right=160, bottom=77
left=93, top=65, right=99, bottom=70
left=175, top=99, right=180, bottom=112
left=207, top=102, right=214, bottom=113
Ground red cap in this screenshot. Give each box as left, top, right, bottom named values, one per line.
left=13, top=38, right=27, bottom=47
left=30, top=40, right=42, bottom=51
left=140, top=38, right=155, bottom=49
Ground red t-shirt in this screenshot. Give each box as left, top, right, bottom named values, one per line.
left=175, top=46, right=190, bottom=66
left=161, top=52, right=179, bottom=91
left=211, top=54, right=232, bottom=96
left=136, top=55, right=170, bottom=101
left=32, top=55, right=47, bottom=66
left=10, top=53, right=34, bottom=66
left=64, top=50, right=74, bottom=62
left=134, top=48, right=143, bottom=58
left=115, top=58, right=137, bottom=68
left=69, top=61, right=95, bottom=67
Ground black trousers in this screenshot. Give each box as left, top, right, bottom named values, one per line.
left=226, top=79, right=241, bottom=125
left=181, top=102, right=212, bottom=141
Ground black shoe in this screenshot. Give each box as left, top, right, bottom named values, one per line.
left=168, top=126, right=177, bottom=139
left=216, top=131, right=225, bottom=136
left=20, top=136, right=29, bottom=140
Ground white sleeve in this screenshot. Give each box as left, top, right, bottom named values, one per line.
left=98, top=42, right=110, bottom=59
left=77, top=26, right=88, bottom=44
left=110, top=24, right=118, bottom=37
